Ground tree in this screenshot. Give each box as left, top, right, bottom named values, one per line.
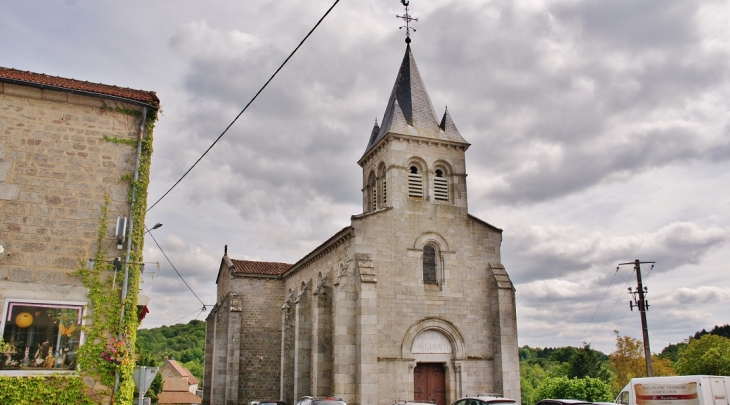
left=609, top=333, right=645, bottom=394
left=534, top=376, right=613, bottom=402
left=569, top=344, right=612, bottom=382
left=521, top=360, right=547, bottom=405
left=675, top=334, right=730, bottom=375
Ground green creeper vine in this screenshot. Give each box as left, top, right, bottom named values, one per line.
left=71, top=107, right=158, bottom=405
left=0, top=375, right=97, bottom=405
left=102, top=135, right=137, bottom=147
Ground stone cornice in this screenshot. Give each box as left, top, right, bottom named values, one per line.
left=358, top=132, right=470, bottom=167
left=281, top=226, right=354, bottom=279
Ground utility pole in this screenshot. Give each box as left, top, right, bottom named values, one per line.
left=619, top=259, right=655, bottom=377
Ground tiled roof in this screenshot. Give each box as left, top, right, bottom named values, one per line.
left=0, top=66, right=159, bottom=105
left=230, top=259, right=292, bottom=275
left=163, top=359, right=199, bottom=385
left=365, top=44, right=467, bottom=153
left=163, top=377, right=191, bottom=392
left=158, top=391, right=202, bottom=404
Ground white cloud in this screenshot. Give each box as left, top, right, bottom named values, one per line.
left=4, top=0, right=730, bottom=350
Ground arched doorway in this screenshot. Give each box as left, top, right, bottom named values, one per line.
left=411, top=329, right=454, bottom=405
left=402, top=318, right=466, bottom=404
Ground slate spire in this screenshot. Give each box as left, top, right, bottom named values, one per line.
left=365, top=45, right=468, bottom=152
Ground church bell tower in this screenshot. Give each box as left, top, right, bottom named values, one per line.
left=357, top=43, right=471, bottom=216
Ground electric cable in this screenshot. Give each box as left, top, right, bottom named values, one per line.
left=587, top=267, right=635, bottom=347
left=578, top=266, right=619, bottom=344
left=145, top=226, right=207, bottom=309
left=171, top=307, right=206, bottom=325
left=146, top=0, right=342, bottom=213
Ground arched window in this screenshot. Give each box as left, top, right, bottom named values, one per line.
left=380, top=166, right=387, bottom=205
left=423, top=245, right=437, bottom=284
left=367, top=171, right=377, bottom=212
left=434, top=168, right=449, bottom=202
left=408, top=165, right=423, bottom=198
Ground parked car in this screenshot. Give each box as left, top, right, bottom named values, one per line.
left=534, top=400, right=592, bottom=405
left=296, top=397, right=314, bottom=405
left=310, top=397, right=347, bottom=405
left=394, top=401, right=435, bottom=405
left=451, top=394, right=518, bottom=405
left=250, top=401, right=287, bottom=405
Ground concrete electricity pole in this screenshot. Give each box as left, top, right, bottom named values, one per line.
left=619, top=259, right=655, bottom=377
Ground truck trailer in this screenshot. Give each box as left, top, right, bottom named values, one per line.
left=616, top=376, right=729, bottom=405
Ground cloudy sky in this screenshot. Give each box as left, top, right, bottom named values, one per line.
left=3, top=0, right=729, bottom=354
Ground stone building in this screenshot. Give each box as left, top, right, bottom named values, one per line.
left=0, top=67, right=159, bottom=400
left=204, top=44, right=520, bottom=405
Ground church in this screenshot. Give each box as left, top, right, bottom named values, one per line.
left=203, top=34, right=521, bottom=405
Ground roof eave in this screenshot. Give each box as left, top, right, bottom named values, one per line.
left=0, top=76, right=160, bottom=109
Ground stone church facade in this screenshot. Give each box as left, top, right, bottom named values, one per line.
left=203, top=44, right=520, bottom=405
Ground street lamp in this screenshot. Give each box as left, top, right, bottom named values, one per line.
left=144, top=223, right=162, bottom=234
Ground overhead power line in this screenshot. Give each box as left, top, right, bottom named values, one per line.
left=147, top=0, right=342, bottom=213
left=578, top=266, right=619, bottom=345
left=145, top=226, right=207, bottom=309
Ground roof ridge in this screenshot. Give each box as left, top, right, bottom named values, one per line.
left=0, top=66, right=159, bottom=105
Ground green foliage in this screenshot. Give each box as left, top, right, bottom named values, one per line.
left=103, top=105, right=143, bottom=117
left=102, top=135, right=137, bottom=146
left=693, top=324, right=730, bottom=340
left=660, top=324, right=730, bottom=362
left=569, top=344, right=613, bottom=381
left=521, top=360, right=547, bottom=405
left=0, top=375, right=97, bottom=405
left=535, top=376, right=613, bottom=403
left=136, top=320, right=205, bottom=382
left=675, top=334, right=730, bottom=375
left=72, top=108, right=157, bottom=405
left=74, top=195, right=125, bottom=386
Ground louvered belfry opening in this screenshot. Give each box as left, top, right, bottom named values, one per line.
left=408, top=165, right=423, bottom=198
left=423, top=245, right=437, bottom=284
left=371, top=185, right=377, bottom=211
left=434, top=169, right=448, bottom=201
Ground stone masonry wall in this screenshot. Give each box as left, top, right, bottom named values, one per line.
left=0, top=83, right=143, bottom=307
left=233, top=276, right=285, bottom=404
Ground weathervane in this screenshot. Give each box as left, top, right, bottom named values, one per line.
left=396, top=0, right=418, bottom=43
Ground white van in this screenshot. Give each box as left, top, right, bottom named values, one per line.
left=616, top=376, right=729, bottom=405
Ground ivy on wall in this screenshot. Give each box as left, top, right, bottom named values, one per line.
left=0, top=375, right=96, bottom=405
left=72, top=106, right=158, bottom=404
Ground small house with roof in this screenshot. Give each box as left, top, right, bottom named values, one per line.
left=204, top=42, right=520, bottom=405
left=159, top=358, right=203, bottom=405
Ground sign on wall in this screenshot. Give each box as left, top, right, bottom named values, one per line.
left=412, top=330, right=452, bottom=354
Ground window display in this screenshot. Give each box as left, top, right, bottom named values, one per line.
left=0, top=300, right=85, bottom=371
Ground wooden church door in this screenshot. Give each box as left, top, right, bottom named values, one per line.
left=414, top=363, right=446, bottom=405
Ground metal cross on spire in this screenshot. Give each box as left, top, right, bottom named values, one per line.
left=396, top=0, right=418, bottom=43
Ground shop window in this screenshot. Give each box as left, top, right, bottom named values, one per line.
left=1, top=300, right=85, bottom=371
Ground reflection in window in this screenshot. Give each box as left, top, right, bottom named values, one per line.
left=1, top=300, right=84, bottom=370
